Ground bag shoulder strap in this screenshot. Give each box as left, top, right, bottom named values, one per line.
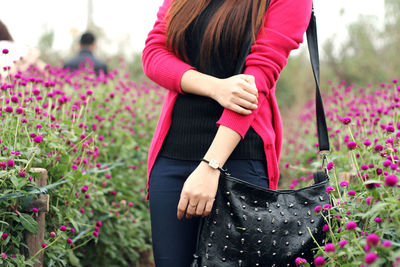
left=306, top=7, right=330, bottom=152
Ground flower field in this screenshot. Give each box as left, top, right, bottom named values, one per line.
left=0, top=50, right=163, bottom=266
left=0, top=46, right=399, bottom=267
left=282, top=80, right=400, bottom=266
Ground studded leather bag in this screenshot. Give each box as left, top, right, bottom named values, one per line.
left=190, top=6, right=333, bottom=267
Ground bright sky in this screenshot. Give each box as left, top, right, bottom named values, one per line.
left=1, top=0, right=385, bottom=57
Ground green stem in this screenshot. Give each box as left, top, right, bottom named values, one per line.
left=13, top=116, right=20, bottom=149
left=71, top=236, right=95, bottom=251
left=29, top=234, right=62, bottom=261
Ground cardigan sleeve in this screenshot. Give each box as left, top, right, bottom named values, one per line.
left=141, top=0, right=195, bottom=94
left=216, top=0, right=313, bottom=139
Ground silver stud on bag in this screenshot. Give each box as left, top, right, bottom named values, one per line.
left=254, top=200, right=258, bottom=204
left=208, top=243, right=212, bottom=247
left=230, top=213, right=234, bottom=216
left=238, top=260, right=243, bottom=266
left=307, top=210, right=311, bottom=216
left=210, top=231, right=214, bottom=237
left=272, top=240, right=277, bottom=246
left=242, top=205, right=246, bottom=209
left=257, top=228, right=262, bottom=233
left=227, top=202, right=230, bottom=207
left=256, top=263, right=260, bottom=266
left=287, top=252, right=292, bottom=257
left=240, top=250, right=244, bottom=254
left=257, top=250, right=261, bottom=257
left=319, top=195, right=324, bottom=201
left=255, top=208, right=259, bottom=212
left=285, top=241, right=289, bottom=246
left=297, top=221, right=302, bottom=226
left=271, top=229, right=276, bottom=234
left=301, top=252, right=305, bottom=255
left=213, top=220, right=216, bottom=225
left=206, top=253, right=209, bottom=259
left=215, top=209, right=219, bottom=215
left=294, top=212, right=297, bottom=216
left=243, top=215, right=247, bottom=221
left=257, top=240, right=262, bottom=244
left=227, top=223, right=231, bottom=229
left=298, top=231, right=303, bottom=235
left=257, top=217, right=262, bottom=221
left=310, top=219, right=315, bottom=223
left=226, top=191, right=230, bottom=195
left=268, top=209, right=272, bottom=213
left=272, top=252, right=276, bottom=256
left=284, top=230, right=289, bottom=236
left=223, top=246, right=227, bottom=251
left=314, top=228, right=318, bottom=233
left=226, top=235, right=229, bottom=239
left=266, top=202, right=270, bottom=207
left=240, top=196, right=246, bottom=200
left=280, top=211, right=285, bottom=216
left=304, top=201, right=308, bottom=205
left=271, top=218, right=275, bottom=224
left=302, top=240, right=305, bottom=246
left=241, top=238, right=245, bottom=245
left=276, top=203, right=280, bottom=208
left=284, top=219, right=288, bottom=224
left=289, top=203, right=294, bottom=208
left=221, top=258, right=226, bottom=262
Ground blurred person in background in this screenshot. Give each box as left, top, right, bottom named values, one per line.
left=63, top=31, right=108, bottom=75
left=0, top=20, right=44, bottom=78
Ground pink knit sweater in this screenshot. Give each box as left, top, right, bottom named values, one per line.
left=142, top=0, right=312, bottom=200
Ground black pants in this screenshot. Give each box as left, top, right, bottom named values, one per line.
left=149, top=156, right=269, bottom=267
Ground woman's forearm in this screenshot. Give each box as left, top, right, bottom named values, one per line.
left=180, top=69, right=219, bottom=98
left=200, top=125, right=242, bottom=170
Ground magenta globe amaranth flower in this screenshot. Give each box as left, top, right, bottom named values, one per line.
left=340, top=181, right=349, bottom=187
left=1, top=232, right=8, bottom=240
left=346, top=221, right=357, bottom=230
left=295, top=257, right=307, bottom=266
left=93, top=231, right=99, bottom=237
left=59, top=225, right=67, bottom=231
left=374, top=217, right=382, bottom=223
left=347, top=141, right=357, bottom=150
left=325, top=186, right=334, bottom=193
left=366, top=233, right=379, bottom=246
left=342, top=116, right=352, bottom=125
left=314, top=256, right=325, bottom=266
left=382, top=240, right=392, bottom=247
left=32, top=208, right=38, bottom=213
left=33, top=135, right=43, bottom=143
left=384, top=175, right=398, bottom=186
left=326, top=161, right=334, bottom=170
left=339, top=239, right=348, bottom=248
left=41, top=243, right=47, bottom=248
left=6, top=160, right=14, bottom=167
left=374, top=144, right=383, bottom=151
left=347, top=190, right=356, bottom=196
left=5, top=106, right=13, bottom=113
left=2, top=49, right=9, bottom=54
left=324, top=243, right=335, bottom=253
left=322, top=224, right=330, bottom=232
left=365, top=253, right=378, bottom=264
left=314, top=206, right=322, bottom=213
left=49, top=232, right=56, bottom=238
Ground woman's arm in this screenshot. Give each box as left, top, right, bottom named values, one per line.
left=216, top=0, right=313, bottom=138
left=177, top=125, right=241, bottom=219
left=142, top=0, right=260, bottom=115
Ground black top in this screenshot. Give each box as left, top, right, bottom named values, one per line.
left=64, top=49, right=108, bottom=75
left=159, top=0, right=266, bottom=161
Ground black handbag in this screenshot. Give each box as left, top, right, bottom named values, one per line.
left=190, top=5, right=333, bottom=267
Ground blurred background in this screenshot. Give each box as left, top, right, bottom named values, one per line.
left=1, top=0, right=399, bottom=116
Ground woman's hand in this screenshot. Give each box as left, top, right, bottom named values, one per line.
left=177, top=162, right=220, bottom=220
left=211, top=74, right=259, bottom=115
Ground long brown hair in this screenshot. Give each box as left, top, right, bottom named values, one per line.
left=0, top=21, right=13, bottom=41
left=166, top=0, right=268, bottom=68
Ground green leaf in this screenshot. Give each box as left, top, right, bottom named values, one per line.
left=19, top=213, right=39, bottom=234
left=67, top=250, right=81, bottom=267
left=10, top=175, right=19, bottom=188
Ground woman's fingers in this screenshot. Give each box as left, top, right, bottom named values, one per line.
left=234, top=97, right=258, bottom=111
left=177, top=194, right=189, bottom=220
left=202, top=199, right=215, bottom=217
left=238, top=75, right=258, bottom=97
left=194, top=199, right=207, bottom=216
left=227, top=104, right=252, bottom=115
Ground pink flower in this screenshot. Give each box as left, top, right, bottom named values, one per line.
left=59, top=225, right=67, bottom=231
left=384, top=175, right=398, bottom=186
left=366, top=234, right=379, bottom=246
left=96, top=221, right=102, bottom=227
left=1, top=233, right=8, bottom=240
left=382, top=240, right=392, bottom=247
left=314, top=206, right=322, bottom=213
left=16, top=107, right=23, bottom=114
left=32, top=208, right=39, bottom=213
left=325, top=186, right=335, bottom=193
left=67, top=238, right=73, bottom=244
left=342, top=116, right=352, bottom=125
left=93, top=231, right=99, bottom=237
left=323, top=204, right=332, bottom=210
left=1, top=253, right=6, bottom=259
left=323, top=224, right=330, bottom=232
left=347, top=190, right=356, bottom=196
left=326, top=162, right=334, bottom=170
left=374, top=144, right=383, bottom=151
left=21, top=118, right=28, bottom=123
left=366, top=196, right=373, bottom=205
left=6, top=160, right=14, bottom=167
left=41, top=243, right=47, bottom=248
left=340, top=181, right=349, bottom=187
left=295, top=257, right=307, bottom=266
left=339, top=239, right=348, bottom=248
left=314, top=256, right=326, bottom=266
left=347, top=141, right=357, bottom=150
left=49, top=232, right=56, bottom=238
left=324, top=243, right=335, bottom=253
left=364, top=253, right=378, bottom=264
left=2, top=49, right=9, bottom=54
left=374, top=217, right=382, bottom=223
left=33, top=135, right=43, bottom=143
left=5, top=106, right=13, bottom=113
left=363, top=139, right=371, bottom=146
left=346, top=221, right=357, bottom=230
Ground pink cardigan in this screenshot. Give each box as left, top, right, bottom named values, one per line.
left=142, top=0, right=312, bottom=200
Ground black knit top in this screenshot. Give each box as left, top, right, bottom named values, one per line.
left=159, top=0, right=266, bottom=161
